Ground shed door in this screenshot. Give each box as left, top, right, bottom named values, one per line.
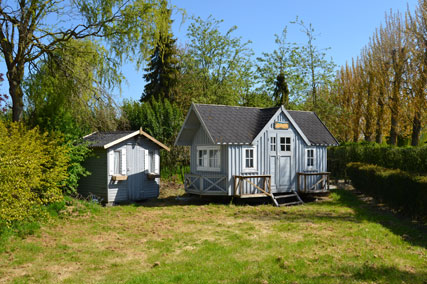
left=127, top=144, right=145, bottom=200
left=270, top=133, right=293, bottom=193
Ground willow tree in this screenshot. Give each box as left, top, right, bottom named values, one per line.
left=0, top=0, right=168, bottom=121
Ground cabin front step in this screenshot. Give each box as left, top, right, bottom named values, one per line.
left=271, top=191, right=304, bottom=207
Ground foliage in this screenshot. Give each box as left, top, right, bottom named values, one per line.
left=347, top=162, right=427, bottom=219
left=0, top=0, right=170, bottom=121
left=256, top=27, right=305, bottom=105
left=176, top=16, right=255, bottom=109
left=24, top=39, right=120, bottom=136
left=328, top=143, right=427, bottom=179
left=141, top=1, right=180, bottom=103
left=121, top=98, right=188, bottom=174
left=328, top=1, right=426, bottom=145
left=0, top=121, right=68, bottom=228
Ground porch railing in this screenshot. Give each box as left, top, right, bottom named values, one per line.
left=234, top=175, right=272, bottom=197
left=297, top=172, right=330, bottom=193
left=184, top=174, right=227, bottom=194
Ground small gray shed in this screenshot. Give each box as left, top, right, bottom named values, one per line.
left=175, top=103, right=338, bottom=202
left=78, top=129, right=170, bottom=204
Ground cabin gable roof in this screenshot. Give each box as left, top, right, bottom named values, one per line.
left=84, top=129, right=170, bottom=151
left=175, top=103, right=338, bottom=146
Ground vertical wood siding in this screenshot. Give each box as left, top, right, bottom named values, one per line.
left=107, top=137, right=160, bottom=203
left=78, top=148, right=108, bottom=202
left=190, top=127, right=228, bottom=180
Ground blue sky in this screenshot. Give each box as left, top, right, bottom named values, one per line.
left=0, top=0, right=419, bottom=104
left=119, top=0, right=417, bottom=102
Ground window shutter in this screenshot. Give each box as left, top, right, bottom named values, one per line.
left=154, top=150, right=160, bottom=174
left=108, top=150, right=114, bottom=175
left=121, top=148, right=127, bottom=175
left=145, top=149, right=149, bottom=172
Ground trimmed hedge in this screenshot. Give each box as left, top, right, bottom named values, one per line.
left=328, top=143, right=427, bottom=179
left=346, top=162, right=427, bottom=219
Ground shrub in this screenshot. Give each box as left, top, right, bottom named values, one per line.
left=346, top=162, right=427, bottom=219
left=0, top=121, right=69, bottom=227
left=328, top=143, right=427, bottom=179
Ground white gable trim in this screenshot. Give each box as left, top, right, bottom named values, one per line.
left=174, top=103, right=215, bottom=146
left=251, top=106, right=311, bottom=146
left=103, top=131, right=140, bottom=149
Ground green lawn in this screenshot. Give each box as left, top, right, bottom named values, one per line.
left=0, top=187, right=426, bottom=284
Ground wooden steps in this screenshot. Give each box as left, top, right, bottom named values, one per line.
left=270, top=191, right=304, bottom=207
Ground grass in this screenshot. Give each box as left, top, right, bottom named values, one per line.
left=0, top=186, right=425, bottom=284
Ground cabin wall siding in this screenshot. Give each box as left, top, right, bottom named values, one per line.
left=78, top=148, right=108, bottom=202
left=103, top=138, right=160, bottom=203
left=188, top=108, right=329, bottom=196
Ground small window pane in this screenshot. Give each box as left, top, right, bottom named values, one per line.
left=114, top=151, right=121, bottom=174
left=270, top=137, right=276, bottom=151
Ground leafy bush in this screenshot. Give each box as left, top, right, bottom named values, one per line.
left=328, top=143, right=427, bottom=179
left=346, top=162, right=427, bottom=219
left=0, top=121, right=69, bottom=227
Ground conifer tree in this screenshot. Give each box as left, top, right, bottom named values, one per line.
left=273, top=72, right=290, bottom=108
left=141, top=1, right=179, bottom=102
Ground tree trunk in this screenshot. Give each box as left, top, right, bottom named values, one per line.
left=375, top=94, right=385, bottom=144
left=411, top=110, right=421, bottom=146
left=364, top=81, right=374, bottom=142
left=388, top=86, right=399, bottom=145
left=7, top=66, right=25, bottom=122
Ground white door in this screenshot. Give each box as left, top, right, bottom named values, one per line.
left=269, top=133, right=293, bottom=193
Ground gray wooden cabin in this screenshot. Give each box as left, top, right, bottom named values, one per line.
left=175, top=104, right=338, bottom=201
left=78, top=129, right=170, bottom=204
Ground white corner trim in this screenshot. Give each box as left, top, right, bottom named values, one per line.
left=103, top=131, right=139, bottom=149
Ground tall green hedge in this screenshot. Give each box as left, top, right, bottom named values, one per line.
left=0, top=122, right=69, bottom=228
left=346, top=162, right=427, bottom=219
left=328, top=143, right=427, bottom=179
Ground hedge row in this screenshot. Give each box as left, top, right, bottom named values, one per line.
left=346, top=162, right=427, bottom=219
left=328, top=143, right=427, bottom=179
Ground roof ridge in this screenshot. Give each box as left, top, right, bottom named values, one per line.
left=194, top=103, right=279, bottom=110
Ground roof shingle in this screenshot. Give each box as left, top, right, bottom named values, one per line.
left=194, top=104, right=338, bottom=146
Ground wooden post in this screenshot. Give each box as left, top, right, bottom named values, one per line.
left=304, top=174, right=307, bottom=193
left=200, top=176, right=203, bottom=192
left=297, top=173, right=300, bottom=192
left=268, top=175, right=271, bottom=194
left=234, top=176, right=237, bottom=196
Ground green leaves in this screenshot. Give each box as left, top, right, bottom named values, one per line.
left=0, top=122, right=69, bottom=227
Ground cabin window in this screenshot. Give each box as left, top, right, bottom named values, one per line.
left=270, top=136, right=276, bottom=152
left=242, top=146, right=257, bottom=172
left=148, top=150, right=155, bottom=173
left=306, top=148, right=316, bottom=170
left=197, top=146, right=220, bottom=171
left=114, top=150, right=121, bottom=174
left=280, top=137, right=291, bottom=152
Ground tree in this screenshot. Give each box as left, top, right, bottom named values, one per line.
left=405, top=0, right=427, bottom=146
left=0, top=0, right=168, bottom=122
left=273, top=72, right=290, bottom=107
left=180, top=16, right=254, bottom=106
left=24, top=39, right=119, bottom=135
left=256, top=28, right=304, bottom=106
left=141, top=1, right=179, bottom=102
left=292, top=18, right=336, bottom=109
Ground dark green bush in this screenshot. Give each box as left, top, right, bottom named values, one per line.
left=346, top=162, right=427, bottom=219
left=328, top=143, right=427, bottom=179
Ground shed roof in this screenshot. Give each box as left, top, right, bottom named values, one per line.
left=180, top=104, right=338, bottom=146
left=83, top=129, right=170, bottom=151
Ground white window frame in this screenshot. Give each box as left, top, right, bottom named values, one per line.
left=242, top=146, right=257, bottom=173
left=306, top=148, right=316, bottom=171
left=196, top=146, right=221, bottom=172
left=270, top=136, right=276, bottom=152
left=113, top=150, right=121, bottom=174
